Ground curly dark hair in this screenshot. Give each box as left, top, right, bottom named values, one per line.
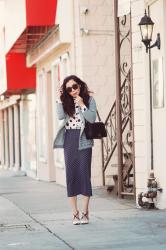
left=60, top=75, right=91, bottom=117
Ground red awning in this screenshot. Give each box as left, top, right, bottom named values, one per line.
left=6, top=53, right=36, bottom=95
left=2, top=0, right=57, bottom=95
left=10, top=26, right=55, bottom=53
left=10, top=0, right=57, bottom=53
left=26, top=0, right=57, bottom=26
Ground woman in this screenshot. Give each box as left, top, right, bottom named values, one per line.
left=53, top=75, right=96, bottom=225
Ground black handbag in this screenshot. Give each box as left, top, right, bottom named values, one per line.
left=84, top=111, right=107, bottom=139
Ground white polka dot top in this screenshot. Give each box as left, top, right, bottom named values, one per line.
left=65, top=100, right=87, bottom=130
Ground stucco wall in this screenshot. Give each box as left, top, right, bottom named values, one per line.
left=148, top=0, right=166, bottom=209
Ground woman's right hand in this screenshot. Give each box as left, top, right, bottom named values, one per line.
left=57, top=85, right=63, bottom=98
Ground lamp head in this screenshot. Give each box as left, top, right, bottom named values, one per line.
left=138, top=10, right=154, bottom=52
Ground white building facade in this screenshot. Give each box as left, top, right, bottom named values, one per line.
left=0, top=0, right=116, bottom=187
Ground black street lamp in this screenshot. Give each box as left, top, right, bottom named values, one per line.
left=138, top=10, right=160, bottom=53
left=138, top=10, right=161, bottom=171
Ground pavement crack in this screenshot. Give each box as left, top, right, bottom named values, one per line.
left=27, top=214, right=75, bottom=250
left=2, top=196, right=75, bottom=250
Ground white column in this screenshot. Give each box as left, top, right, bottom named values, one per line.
left=13, top=104, right=21, bottom=170
left=0, top=110, right=5, bottom=167
left=4, top=109, right=9, bottom=168
left=8, top=107, right=14, bottom=169
left=19, top=96, right=30, bottom=172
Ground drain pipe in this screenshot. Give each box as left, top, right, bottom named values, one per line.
left=114, top=0, right=123, bottom=198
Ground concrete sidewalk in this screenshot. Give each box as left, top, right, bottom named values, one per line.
left=0, top=170, right=166, bottom=250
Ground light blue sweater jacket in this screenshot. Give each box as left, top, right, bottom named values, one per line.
left=53, top=96, right=97, bottom=150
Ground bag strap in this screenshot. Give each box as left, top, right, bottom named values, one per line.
left=96, top=110, right=102, bottom=122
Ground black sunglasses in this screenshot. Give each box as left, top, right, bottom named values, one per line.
left=66, top=83, right=79, bottom=93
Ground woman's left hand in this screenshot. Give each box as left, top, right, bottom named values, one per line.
left=75, top=96, right=84, bottom=107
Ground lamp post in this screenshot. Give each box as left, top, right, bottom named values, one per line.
left=138, top=10, right=160, bottom=53
left=138, top=10, right=161, bottom=170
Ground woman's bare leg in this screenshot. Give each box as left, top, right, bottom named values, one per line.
left=81, top=195, right=90, bottom=224
left=82, top=195, right=90, bottom=213
left=69, top=196, right=80, bottom=224
left=69, top=196, right=78, bottom=214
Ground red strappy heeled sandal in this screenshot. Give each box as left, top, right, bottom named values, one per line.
left=73, top=211, right=80, bottom=225
left=81, top=211, right=89, bottom=224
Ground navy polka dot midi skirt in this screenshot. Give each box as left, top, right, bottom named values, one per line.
left=64, top=129, right=92, bottom=197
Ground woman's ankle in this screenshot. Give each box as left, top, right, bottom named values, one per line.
left=73, top=209, right=79, bottom=215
